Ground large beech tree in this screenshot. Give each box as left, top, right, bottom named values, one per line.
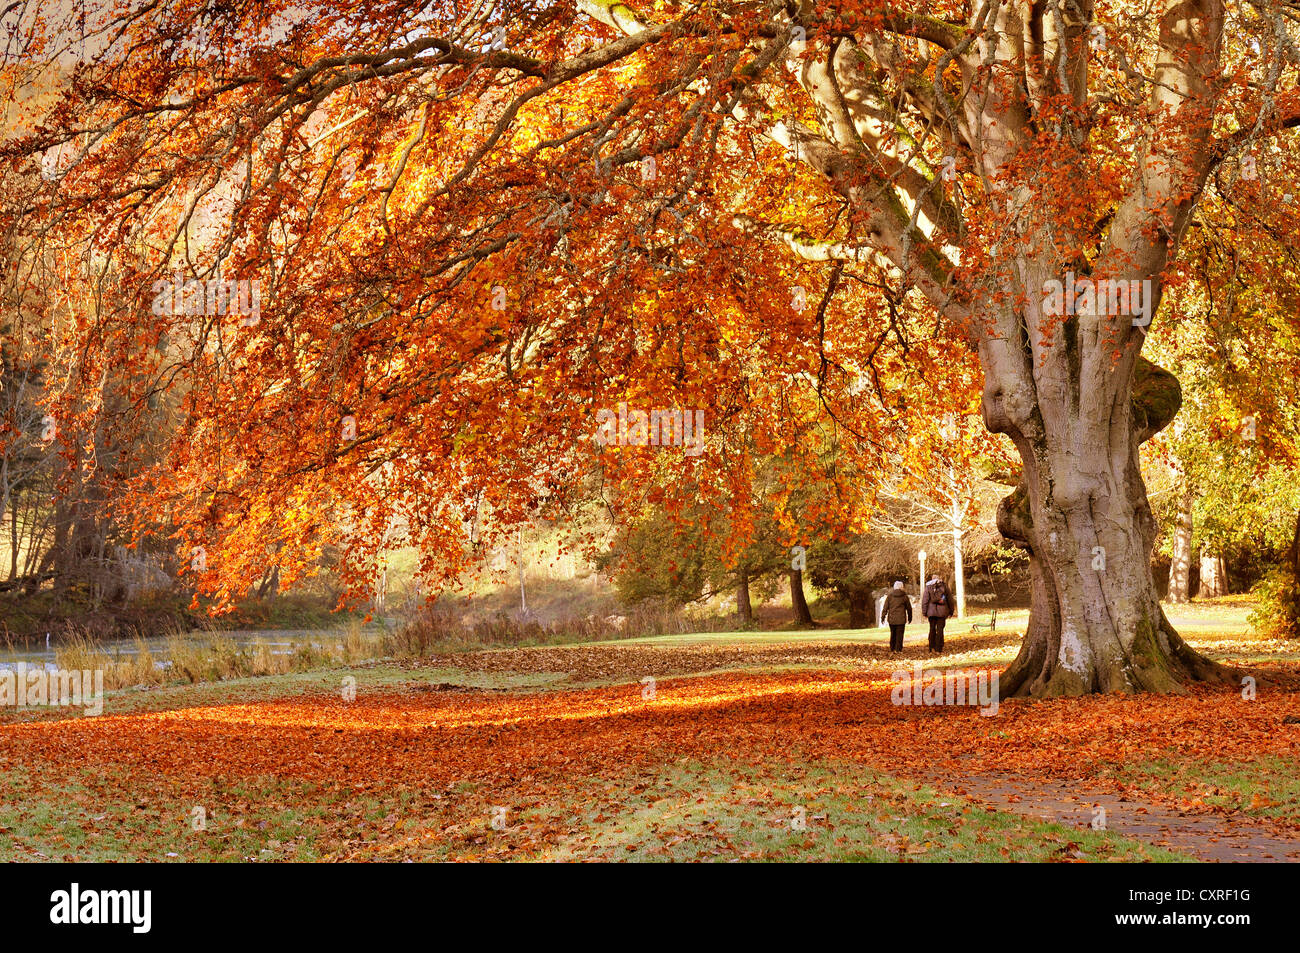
left=4, top=0, right=1298, bottom=694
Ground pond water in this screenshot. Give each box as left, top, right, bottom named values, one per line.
left=0, top=626, right=392, bottom=671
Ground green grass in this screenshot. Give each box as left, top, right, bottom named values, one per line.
left=533, top=758, right=1193, bottom=862
left=0, top=764, right=427, bottom=862
left=605, top=610, right=1029, bottom=647
left=0, top=754, right=1194, bottom=863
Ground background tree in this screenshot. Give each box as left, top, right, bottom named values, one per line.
left=1146, top=183, right=1300, bottom=624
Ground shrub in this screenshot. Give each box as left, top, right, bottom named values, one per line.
left=1250, top=565, right=1300, bottom=639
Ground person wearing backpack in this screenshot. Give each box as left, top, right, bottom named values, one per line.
left=882, top=580, right=912, bottom=652
left=921, top=574, right=953, bottom=653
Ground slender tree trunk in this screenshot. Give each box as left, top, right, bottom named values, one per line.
left=736, top=565, right=753, bottom=624
left=789, top=568, right=814, bottom=626
left=1168, top=487, right=1193, bottom=603
left=51, top=498, right=72, bottom=596
left=52, top=431, right=100, bottom=597
left=0, top=456, right=8, bottom=577
left=256, top=564, right=280, bottom=600
left=517, top=527, right=527, bottom=617
left=951, top=504, right=966, bottom=620
left=992, top=358, right=1228, bottom=697
left=7, top=475, right=17, bottom=583
left=946, top=467, right=966, bottom=619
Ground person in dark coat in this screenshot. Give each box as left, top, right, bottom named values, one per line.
left=921, top=574, right=953, bottom=653
left=882, top=581, right=912, bottom=652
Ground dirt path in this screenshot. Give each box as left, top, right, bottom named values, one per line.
left=932, top=773, right=1300, bottom=862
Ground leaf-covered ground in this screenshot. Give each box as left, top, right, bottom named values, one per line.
left=2, top=626, right=1298, bottom=862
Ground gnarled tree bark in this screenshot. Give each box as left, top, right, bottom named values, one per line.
left=996, top=358, right=1230, bottom=696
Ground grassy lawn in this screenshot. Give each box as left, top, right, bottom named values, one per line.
left=533, top=758, right=1190, bottom=862
left=0, top=752, right=1191, bottom=862
left=611, top=609, right=1030, bottom=646
left=0, top=763, right=420, bottom=862
left=1, top=598, right=1294, bottom=863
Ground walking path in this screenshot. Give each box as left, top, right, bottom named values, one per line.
left=934, top=772, right=1300, bottom=862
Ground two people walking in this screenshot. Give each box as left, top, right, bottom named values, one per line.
left=882, top=575, right=954, bottom=653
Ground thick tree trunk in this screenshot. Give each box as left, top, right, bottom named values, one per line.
left=1288, top=511, right=1300, bottom=638
left=1291, top=512, right=1300, bottom=579
left=1198, top=549, right=1226, bottom=598
left=991, top=358, right=1230, bottom=697
left=846, top=584, right=871, bottom=628
left=789, top=568, right=814, bottom=626
left=736, top=566, right=753, bottom=624
left=1168, top=487, right=1193, bottom=603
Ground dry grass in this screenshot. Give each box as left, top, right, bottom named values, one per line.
left=44, top=625, right=352, bottom=689
left=53, top=632, right=166, bottom=691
